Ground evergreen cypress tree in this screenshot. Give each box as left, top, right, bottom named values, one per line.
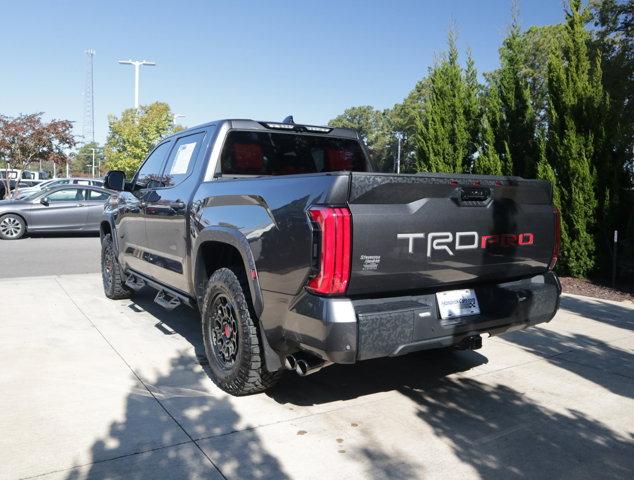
left=542, top=0, right=608, bottom=276
left=415, top=32, right=473, bottom=173
left=498, top=15, right=538, bottom=178
left=475, top=85, right=505, bottom=175
left=463, top=52, right=482, bottom=171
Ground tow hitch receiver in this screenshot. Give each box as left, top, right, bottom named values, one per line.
left=454, top=334, right=483, bottom=351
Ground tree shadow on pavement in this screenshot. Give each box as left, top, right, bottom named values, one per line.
left=399, top=376, right=634, bottom=480
left=62, top=291, right=289, bottom=480
left=501, top=296, right=634, bottom=399
left=558, top=295, right=634, bottom=330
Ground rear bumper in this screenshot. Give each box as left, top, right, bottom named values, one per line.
left=280, top=272, right=561, bottom=364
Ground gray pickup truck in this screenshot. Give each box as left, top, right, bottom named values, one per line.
left=100, top=118, right=561, bottom=395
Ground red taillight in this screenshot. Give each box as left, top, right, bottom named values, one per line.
left=307, top=206, right=351, bottom=295
left=548, top=206, right=561, bottom=270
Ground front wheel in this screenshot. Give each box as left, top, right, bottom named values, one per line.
left=0, top=214, right=26, bottom=240
left=202, top=268, right=281, bottom=395
left=101, top=233, right=131, bottom=299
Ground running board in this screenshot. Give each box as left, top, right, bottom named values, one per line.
left=124, top=268, right=195, bottom=309
left=154, top=290, right=181, bottom=310
left=125, top=274, right=146, bottom=292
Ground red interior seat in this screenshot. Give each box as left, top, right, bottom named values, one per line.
left=325, top=148, right=353, bottom=171
left=233, top=143, right=264, bottom=173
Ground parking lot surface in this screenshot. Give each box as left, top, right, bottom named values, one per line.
left=0, top=235, right=100, bottom=278
left=1, top=272, right=633, bottom=480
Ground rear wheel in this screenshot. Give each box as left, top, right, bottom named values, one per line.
left=0, top=214, right=26, bottom=240
left=202, top=267, right=281, bottom=395
left=101, top=233, right=131, bottom=299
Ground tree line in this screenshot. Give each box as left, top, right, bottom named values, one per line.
left=330, top=0, right=633, bottom=279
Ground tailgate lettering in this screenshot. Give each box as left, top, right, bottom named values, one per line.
left=398, top=231, right=535, bottom=259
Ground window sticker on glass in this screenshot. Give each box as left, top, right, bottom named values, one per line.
left=170, top=142, right=196, bottom=174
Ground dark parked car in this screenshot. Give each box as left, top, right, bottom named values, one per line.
left=0, top=179, right=17, bottom=199
left=100, top=119, right=561, bottom=396
left=0, top=185, right=113, bottom=240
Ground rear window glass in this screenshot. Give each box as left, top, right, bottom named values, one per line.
left=220, top=131, right=369, bottom=175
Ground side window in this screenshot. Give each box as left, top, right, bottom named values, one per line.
left=161, top=132, right=205, bottom=187
left=46, top=188, right=83, bottom=202
left=135, top=142, right=172, bottom=189
left=87, top=190, right=110, bottom=201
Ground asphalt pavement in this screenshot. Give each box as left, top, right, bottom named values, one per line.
left=0, top=269, right=632, bottom=480
left=0, top=235, right=100, bottom=278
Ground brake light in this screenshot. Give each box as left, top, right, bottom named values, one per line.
left=548, top=206, right=561, bottom=270
left=307, top=206, right=351, bottom=295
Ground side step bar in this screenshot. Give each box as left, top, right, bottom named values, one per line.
left=125, top=275, right=146, bottom=292
left=125, top=269, right=194, bottom=310
left=154, top=290, right=181, bottom=310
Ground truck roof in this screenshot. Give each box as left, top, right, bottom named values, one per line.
left=166, top=119, right=360, bottom=141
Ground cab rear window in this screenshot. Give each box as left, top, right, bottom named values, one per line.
left=220, top=131, right=369, bottom=175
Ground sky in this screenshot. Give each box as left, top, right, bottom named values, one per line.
left=0, top=0, right=566, bottom=145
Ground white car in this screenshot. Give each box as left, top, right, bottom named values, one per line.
left=14, top=178, right=104, bottom=199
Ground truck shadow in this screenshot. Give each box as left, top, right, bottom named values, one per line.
left=130, top=289, right=492, bottom=406
left=269, top=349, right=489, bottom=405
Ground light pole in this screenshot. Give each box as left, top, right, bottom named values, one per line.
left=395, top=132, right=404, bottom=174
left=118, top=59, right=156, bottom=108
left=172, top=113, right=185, bottom=125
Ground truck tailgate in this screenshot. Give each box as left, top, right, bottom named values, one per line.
left=346, top=173, right=557, bottom=296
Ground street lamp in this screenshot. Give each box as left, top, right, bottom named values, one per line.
left=172, top=113, right=185, bottom=124
left=395, top=132, right=404, bottom=174
left=118, top=59, right=156, bottom=109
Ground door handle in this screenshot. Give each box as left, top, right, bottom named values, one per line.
left=170, top=200, right=186, bottom=210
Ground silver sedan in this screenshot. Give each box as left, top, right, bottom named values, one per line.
left=0, top=185, right=114, bottom=240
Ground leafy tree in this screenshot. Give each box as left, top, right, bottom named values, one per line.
left=70, top=142, right=102, bottom=176
left=415, top=32, right=479, bottom=173
left=389, top=78, right=431, bottom=172
left=104, top=102, right=182, bottom=177
left=542, top=0, right=609, bottom=276
left=329, top=106, right=395, bottom=172
left=0, top=113, right=76, bottom=198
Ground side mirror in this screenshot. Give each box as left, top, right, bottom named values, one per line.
left=104, top=170, right=126, bottom=191
left=40, top=198, right=49, bottom=206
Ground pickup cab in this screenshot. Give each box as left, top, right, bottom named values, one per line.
left=100, top=119, right=561, bottom=395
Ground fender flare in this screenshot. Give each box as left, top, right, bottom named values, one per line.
left=192, top=226, right=264, bottom=317
left=192, top=227, right=282, bottom=371
left=99, top=217, right=119, bottom=252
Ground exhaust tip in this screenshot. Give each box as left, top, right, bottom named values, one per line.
left=295, top=359, right=309, bottom=376
left=284, top=355, right=297, bottom=371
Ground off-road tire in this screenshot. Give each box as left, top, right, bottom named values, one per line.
left=0, top=214, right=26, bottom=240
left=202, top=267, right=282, bottom=395
left=101, top=233, right=131, bottom=299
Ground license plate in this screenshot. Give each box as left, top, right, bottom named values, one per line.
left=436, top=289, right=480, bottom=319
